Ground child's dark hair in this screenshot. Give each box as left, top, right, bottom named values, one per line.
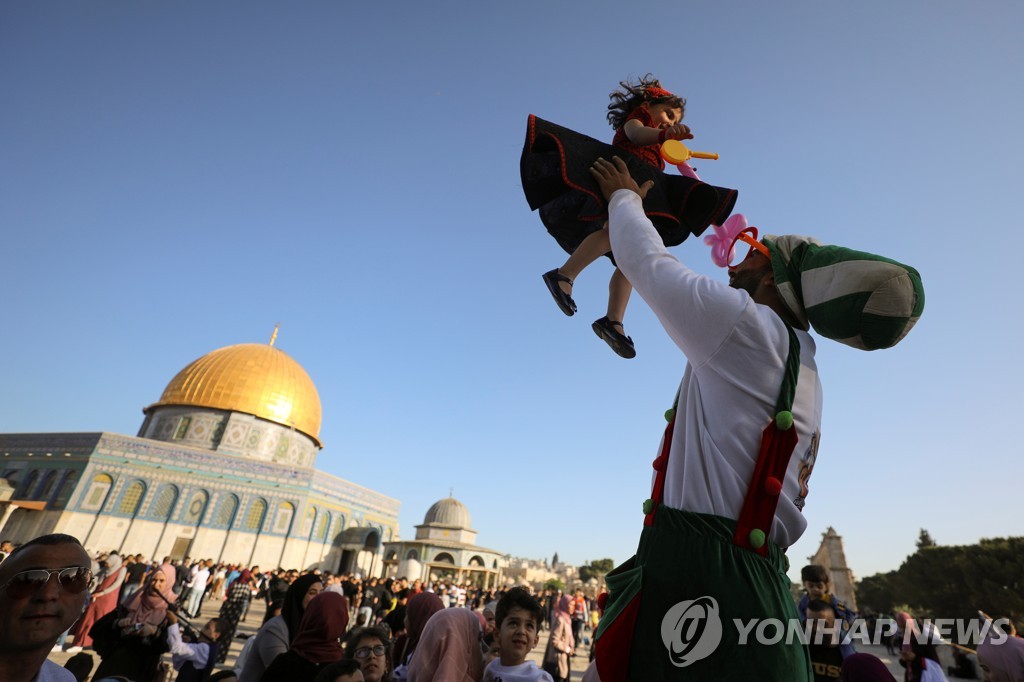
left=801, top=564, right=829, bottom=583
left=206, top=617, right=225, bottom=636
left=495, top=586, right=545, bottom=628
left=607, top=74, right=686, bottom=129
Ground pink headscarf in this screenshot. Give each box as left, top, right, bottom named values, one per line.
left=124, top=564, right=176, bottom=626
left=407, top=608, right=484, bottom=682
left=556, top=595, right=575, bottom=648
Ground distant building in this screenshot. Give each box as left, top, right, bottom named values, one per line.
left=382, top=496, right=506, bottom=589
left=0, top=337, right=399, bottom=576
left=808, top=526, right=858, bottom=611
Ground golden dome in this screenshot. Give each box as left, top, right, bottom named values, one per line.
left=148, top=343, right=322, bottom=447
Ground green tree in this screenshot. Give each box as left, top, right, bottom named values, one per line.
left=916, top=529, right=937, bottom=550
left=579, top=558, right=615, bottom=583
left=543, top=578, right=565, bottom=592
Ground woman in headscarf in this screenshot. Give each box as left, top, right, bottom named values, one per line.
left=218, top=567, right=255, bottom=662
left=69, top=552, right=127, bottom=649
left=542, top=595, right=575, bottom=682
left=237, top=573, right=325, bottom=682
left=895, top=612, right=949, bottom=682
left=93, top=563, right=177, bottom=681
left=407, top=608, right=484, bottom=682
left=392, top=592, right=444, bottom=681
left=260, top=591, right=350, bottom=682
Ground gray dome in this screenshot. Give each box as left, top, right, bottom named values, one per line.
left=422, top=497, right=471, bottom=529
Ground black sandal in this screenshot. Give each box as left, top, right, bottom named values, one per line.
left=592, top=316, right=636, bottom=359
left=542, top=269, right=577, bottom=316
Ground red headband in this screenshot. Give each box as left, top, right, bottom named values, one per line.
left=645, top=86, right=675, bottom=99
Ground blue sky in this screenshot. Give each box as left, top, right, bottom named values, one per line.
left=2, top=1, right=1020, bottom=584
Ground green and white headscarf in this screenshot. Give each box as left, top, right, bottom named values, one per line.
left=763, top=235, right=925, bottom=351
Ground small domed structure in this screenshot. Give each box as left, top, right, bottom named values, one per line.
left=421, top=496, right=472, bottom=530
left=384, top=495, right=506, bottom=589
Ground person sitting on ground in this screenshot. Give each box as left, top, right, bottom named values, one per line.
left=0, top=533, right=92, bottom=682
left=344, top=626, right=394, bottom=682
left=312, top=659, right=364, bottom=682
left=799, top=564, right=858, bottom=658
left=166, top=609, right=223, bottom=682
left=261, top=591, right=349, bottom=682
left=484, top=587, right=553, bottom=682
left=407, top=609, right=484, bottom=682
left=237, top=573, right=324, bottom=682
left=806, top=600, right=846, bottom=682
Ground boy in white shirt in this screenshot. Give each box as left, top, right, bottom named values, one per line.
left=165, top=609, right=223, bottom=682
left=484, top=587, right=553, bottom=682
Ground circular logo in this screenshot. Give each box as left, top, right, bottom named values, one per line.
left=660, top=596, right=723, bottom=667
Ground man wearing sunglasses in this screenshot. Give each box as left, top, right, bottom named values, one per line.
left=0, top=533, right=92, bottom=682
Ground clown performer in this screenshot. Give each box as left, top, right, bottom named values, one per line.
left=521, top=75, right=737, bottom=358
left=581, top=158, right=924, bottom=681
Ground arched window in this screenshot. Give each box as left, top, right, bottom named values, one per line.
left=118, top=481, right=147, bottom=515
left=274, top=502, right=295, bottom=534
left=406, top=549, right=419, bottom=561
left=37, top=471, right=58, bottom=501
left=244, top=499, right=267, bottom=531
left=16, top=470, right=39, bottom=498
left=53, top=472, right=79, bottom=509
left=148, top=485, right=179, bottom=520
left=215, top=494, right=239, bottom=528
left=82, top=474, right=114, bottom=511
left=316, top=512, right=331, bottom=541
left=183, top=490, right=209, bottom=524
left=302, top=507, right=316, bottom=538
left=434, top=552, right=455, bottom=564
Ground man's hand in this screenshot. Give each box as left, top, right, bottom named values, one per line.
left=589, top=156, right=655, bottom=202
left=166, top=610, right=179, bottom=625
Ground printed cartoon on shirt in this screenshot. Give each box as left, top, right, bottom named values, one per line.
left=794, top=431, right=821, bottom=511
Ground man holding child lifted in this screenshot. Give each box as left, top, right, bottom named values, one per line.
left=581, top=157, right=923, bottom=680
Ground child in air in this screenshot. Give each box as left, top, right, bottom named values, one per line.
left=522, top=75, right=737, bottom=358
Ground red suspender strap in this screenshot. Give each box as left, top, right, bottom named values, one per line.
left=732, top=326, right=802, bottom=556
left=643, top=414, right=675, bottom=527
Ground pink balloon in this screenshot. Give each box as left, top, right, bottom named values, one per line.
left=703, top=214, right=748, bottom=268
left=676, top=161, right=699, bottom=179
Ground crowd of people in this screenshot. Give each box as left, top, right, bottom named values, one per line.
left=3, top=534, right=1024, bottom=682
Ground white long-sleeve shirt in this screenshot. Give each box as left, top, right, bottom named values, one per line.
left=167, top=623, right=211, bottom=671
left=608, top=190, right=823, bottom=548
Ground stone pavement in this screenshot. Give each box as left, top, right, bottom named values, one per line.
left=46, top=597, right=969, bottom=681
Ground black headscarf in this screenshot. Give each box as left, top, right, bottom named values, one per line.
left=282, top=574, right=324, bottom=643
